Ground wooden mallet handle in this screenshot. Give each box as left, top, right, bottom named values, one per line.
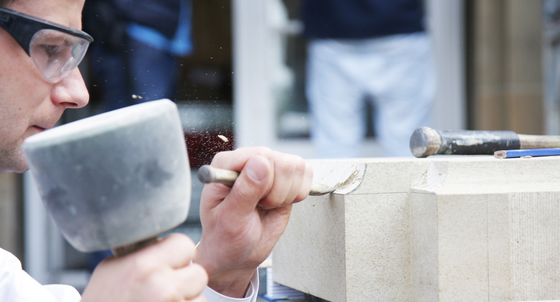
left=112, top=236, right=158, bottom=257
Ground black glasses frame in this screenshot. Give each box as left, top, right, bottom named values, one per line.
left=0, top=8, right=93, bottom=56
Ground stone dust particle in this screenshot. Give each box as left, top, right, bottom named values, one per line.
left=218, top=135, right=229, bottom=142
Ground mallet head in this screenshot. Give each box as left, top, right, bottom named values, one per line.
left=23, top=99, right=191, bottom=253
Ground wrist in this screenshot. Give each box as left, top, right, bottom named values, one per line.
left=206, top=268, right=257, bottom=298
left=194, top=245, right=256, bottom=298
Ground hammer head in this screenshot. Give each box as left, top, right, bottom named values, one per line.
left=23, top=99, right=191, bottom=252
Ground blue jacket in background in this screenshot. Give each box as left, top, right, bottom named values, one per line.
left=302, top=0, right=425, bottom=39
left=112, top=0, right=181, bottom=39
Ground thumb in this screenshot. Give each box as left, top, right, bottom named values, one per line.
left=220, top=155, right=272, bottom=217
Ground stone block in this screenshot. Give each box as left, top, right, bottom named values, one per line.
left=273, top=156, right=560, bottom=301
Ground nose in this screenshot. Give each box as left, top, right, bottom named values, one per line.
left=50, top=68, right=89, bottom=109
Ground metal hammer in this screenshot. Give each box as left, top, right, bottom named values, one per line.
left=410, top=127, right=560, bottom=158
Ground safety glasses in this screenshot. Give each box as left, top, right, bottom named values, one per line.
left=0, top=8, right=93, bottom=83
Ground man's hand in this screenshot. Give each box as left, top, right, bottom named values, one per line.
left=82, top=233, right=208, bottom=302
left=194, top=147, right=313, bottom=298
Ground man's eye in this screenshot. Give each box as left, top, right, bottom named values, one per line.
left=41, top=44, right=60, bottom=57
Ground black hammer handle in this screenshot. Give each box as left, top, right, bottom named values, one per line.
left=410, top=127, right=560, bottom=158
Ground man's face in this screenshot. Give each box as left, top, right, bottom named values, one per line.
left=0, top=0, right=89, bottom=173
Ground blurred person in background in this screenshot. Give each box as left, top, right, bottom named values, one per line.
left=303, top=0, right=436, bottom=158
left=83, top=0, right=193, bottom=111
left=83, top=0, right=194, bottom=267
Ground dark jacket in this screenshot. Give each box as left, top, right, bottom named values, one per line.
left=302, top=0, right=424, bottom=39
left=83, top=0, right=180, bottom=50
left=112, top=0, right=180, bottom=39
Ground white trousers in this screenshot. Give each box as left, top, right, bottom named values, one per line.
left=307, top=32, right=436, bottom=158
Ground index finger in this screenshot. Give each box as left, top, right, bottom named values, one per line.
left=210, top=147, right=277, bottom=172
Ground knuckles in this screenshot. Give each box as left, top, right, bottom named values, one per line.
left=123, top=233, right=196, bottom=277
left=165, top=233, right=196, bottom=256
left=132, top=253, right=207, bottom=301
left=244, top=146, right=272, bottom=156
left=186, top=263, right=209, bottom=289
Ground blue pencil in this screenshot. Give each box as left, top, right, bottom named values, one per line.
left=494, top=148, right=560, bottom=159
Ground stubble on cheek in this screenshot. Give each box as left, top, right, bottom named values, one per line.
left=0, top=139, right=28, bottom=173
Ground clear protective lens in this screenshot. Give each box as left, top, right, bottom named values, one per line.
left=29, top=29, right=90, bottom=83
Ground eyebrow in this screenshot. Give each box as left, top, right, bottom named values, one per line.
left=39, top=30, right=71, bottom=40
left=41, top=32, right=79, bottom=46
